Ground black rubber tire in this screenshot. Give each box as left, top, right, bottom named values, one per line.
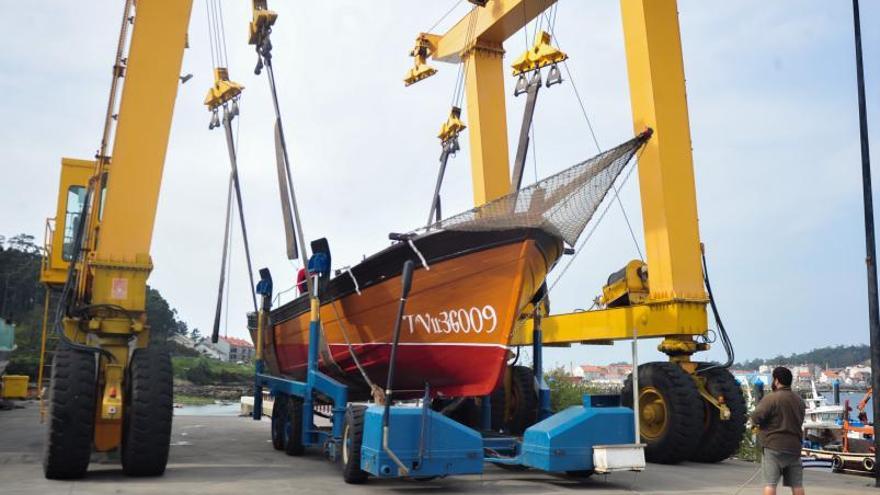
left=341, top=405, right=368, bottom=484
left=271, top=394, right=288, bottom=450
left=122, top=347, right=173, bottom=477
left=506, top=365, right=538, bottom=435
left=43, top=348, right=97, bottom=480
left=690, top=365, right=747, bottom=463
left=431, top=397, right=481, bottom=429
left=831, top=455, right=844, bottom=473
left=622, top=362, right=703, bottom=464
left=490, top=385, right=505, bottom=431
left=284, top=396, right=305, bottom=456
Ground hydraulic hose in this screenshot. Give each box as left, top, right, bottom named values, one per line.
left=698, top=247, right=734, bottom=373
left=52, top=185, right=116, bottom=362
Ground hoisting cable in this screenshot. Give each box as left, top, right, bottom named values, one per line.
left=425, top=0, right=465, bottom=34
left=205, top=0, right=257, bottom=343
left=450, top=6, right=480, bottom=109
left=696, top=247, right=735, bottom=372
left=427, top=5, right=477, bottom=228
left=547, top=21, right=644, bottom=261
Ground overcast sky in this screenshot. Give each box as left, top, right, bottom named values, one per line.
left=1, top=1, right=879, bottom=369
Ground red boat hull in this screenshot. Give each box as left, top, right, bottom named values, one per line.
left=255, top=229, right=561, bottom=400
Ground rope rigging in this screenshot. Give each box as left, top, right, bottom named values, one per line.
left=536, top=11, right=644, bottom=261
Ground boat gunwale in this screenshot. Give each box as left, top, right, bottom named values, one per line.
left=260, top=227, right=562, bottom=328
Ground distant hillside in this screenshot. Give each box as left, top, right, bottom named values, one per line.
left=736, top=344, right=870, bottom=370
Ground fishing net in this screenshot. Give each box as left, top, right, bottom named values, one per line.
left=427, top=130, right=652, bottom=245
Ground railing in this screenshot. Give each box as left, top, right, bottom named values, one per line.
left=41, top=217, right=55, bottom=274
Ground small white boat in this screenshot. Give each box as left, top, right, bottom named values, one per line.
left=803, top=381, right=845, bottom=431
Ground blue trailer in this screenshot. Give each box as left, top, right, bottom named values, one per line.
left=250, top=263, right=645, bottom=484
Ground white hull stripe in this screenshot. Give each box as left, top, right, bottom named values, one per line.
left=325, top=342, right=510, bottom=350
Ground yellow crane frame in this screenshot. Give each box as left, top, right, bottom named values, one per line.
left=40, top=0, right=193, bottom=453
left=407, top=0, right=709, bottom=357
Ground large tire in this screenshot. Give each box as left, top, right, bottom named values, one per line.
left=341, top=405, right=368, bottom=484
left=690, top=366, right=747, bottom=463
left=43, top=348, right=97, bottom=479
left=490, top=385, right=505, bottom=431
left=622, top=362, right=703, bottom=464
left=489, top=365, right=539, bottom=434
left=431, top=397, right=481, bottom=429
left=271, top=394, right=288, bottom=450
left=284, top=396, right=305, bottom=456
left=122, top=347, right=173, bottom=476
left=507, top=365, right=538, bottom=435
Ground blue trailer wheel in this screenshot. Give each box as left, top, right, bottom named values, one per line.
left=282, top=396, right=304, bottom=456
left=271, top=394, right=288, bottom=450
left=342, top=405, right=368, bottom=484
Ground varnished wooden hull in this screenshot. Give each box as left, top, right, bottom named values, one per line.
left=252, top=229, right=562, bottom=400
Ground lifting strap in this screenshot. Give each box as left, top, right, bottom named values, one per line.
left=426, top=138, right=459, bottom=228
left=211, top=176, right=234, bottom=343
left=510, top=70, right=543, bottom=194
left=253, top=20, right=347, bottom=371
left=274, top=120, right=298, bottom=259
left=212, top=107, right=259, bottom=343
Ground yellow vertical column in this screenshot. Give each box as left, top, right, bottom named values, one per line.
left=620, top=0, right=706, bottom=302
left=464, top=45, right=511, bottom=206
left=96, top=0, right=193, bottom=261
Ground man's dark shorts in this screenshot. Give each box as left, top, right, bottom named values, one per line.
left=762, top=448, right=803, bottom=488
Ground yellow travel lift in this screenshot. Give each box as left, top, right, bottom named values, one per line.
left=35, top=0, right=743, bottom=481
left=39, top=0, right=193, bottom=479
left=403, top=0, right=746, bottom=464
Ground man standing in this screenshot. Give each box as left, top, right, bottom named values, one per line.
left=751, top=367, right=807, bottom=495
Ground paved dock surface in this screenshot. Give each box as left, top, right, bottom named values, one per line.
left=1, top=401, right=876, bottom=495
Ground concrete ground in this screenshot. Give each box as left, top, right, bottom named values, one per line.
left=1, top=400, right=876, bottom=495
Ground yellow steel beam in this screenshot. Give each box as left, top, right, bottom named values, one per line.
left=413, top=0, right=557, bottom=206
left=510, top=300, right=707, bottom=346
left=95, top=0, right=193, bottom=262
left=620, top=0, right=707, bottom=302
left=429, top=0, right=556, bottom=62
left=463, top=44, right=511, bottom=204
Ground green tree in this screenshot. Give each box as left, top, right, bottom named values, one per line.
left=145, top=285, right=192, bottom=343
left=546, top=367, right=600, bottom=412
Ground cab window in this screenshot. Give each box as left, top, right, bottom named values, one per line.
left=61, top=186, right=87, bottom=261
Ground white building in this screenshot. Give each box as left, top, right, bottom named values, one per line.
left=195, top=340, right=227, bottom=361
left=221, top=336, right=255, bottom=363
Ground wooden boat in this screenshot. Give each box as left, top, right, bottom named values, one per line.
left=250, top=228, right=562, bottom=400
left=249, top=132, right=650, bottom=401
